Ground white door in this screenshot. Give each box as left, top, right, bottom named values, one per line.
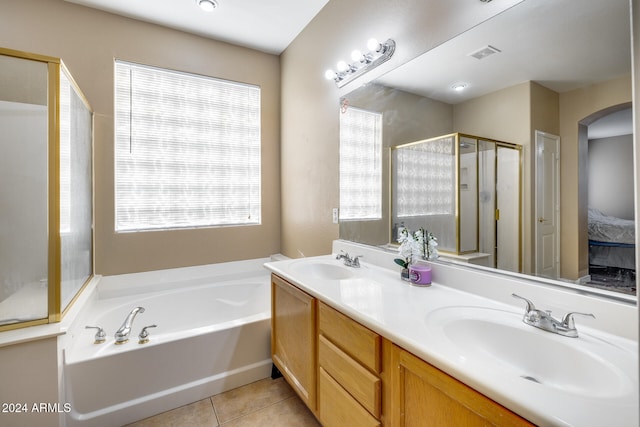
left=535, top=131, right=560, bottom=278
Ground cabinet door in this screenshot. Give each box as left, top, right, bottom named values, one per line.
left=384, top=341, right=534, bottom=427
left=271, top=274, right=317, bottom=412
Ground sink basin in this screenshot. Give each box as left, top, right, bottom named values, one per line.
left=425, top=306, right=635, bottom=398
left=289, top=259, right=357, bottom=280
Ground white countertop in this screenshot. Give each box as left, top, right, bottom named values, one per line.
left=264, top=254, right=638, bottom=427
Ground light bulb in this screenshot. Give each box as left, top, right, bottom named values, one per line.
left=452, top=83, right=467, bottom=92
left=351, top=49, right=364, bottom=62
left=324, top=69, right=337, bottom=80
left=367, top=38, right=381, bottom=52
left=336, top=60, right=349, bottom=72
left=198, top=0, right=217, bottom=12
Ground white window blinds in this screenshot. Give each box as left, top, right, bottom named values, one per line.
left=339, top=106, right=382, bottom=220
left=114, top=61, right=261, bottom=232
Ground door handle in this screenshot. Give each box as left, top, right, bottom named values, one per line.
left=538, top=217, right=545, bottom=223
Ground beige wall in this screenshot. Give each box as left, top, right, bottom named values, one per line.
left=0, top=0, right=281, bottom=275
left=280, top=0, right=524, bottom=258
left=0, top=338, right=59, bottom=427
left=453, top=82, right=531, bottom=145
left=559, top=75, right=632, bottom=279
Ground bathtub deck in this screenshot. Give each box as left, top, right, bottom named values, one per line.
left=125, top=377, right=319, bottom=426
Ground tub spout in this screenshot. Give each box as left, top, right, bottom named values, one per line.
left=114, top=307, right=145, bottom=344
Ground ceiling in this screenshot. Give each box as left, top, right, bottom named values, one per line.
left=371, top=0, right=632, bottom=138
left=64, top=0, right=632, bottom=137
left=64, top=0, right=330, bottom=55
left=376, top=0, right=630, bottom=105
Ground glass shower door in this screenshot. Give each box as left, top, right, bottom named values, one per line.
left=0, top=48, right=93, bottom=330
left=496, top=146, right=521, bottom=272
left=0, top=53, right=49, bottom=325
left=59, top=68, right=93, bottom=312
left=478, top=140, right=521, bottom=272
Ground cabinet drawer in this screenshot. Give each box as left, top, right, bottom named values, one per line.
left=319, top=335, right=381, bottom=418
left=319, top=367, right=381, bottom=427
left=319, top=302, right=381, bottom=373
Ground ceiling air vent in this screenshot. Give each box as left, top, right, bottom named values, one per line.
left=468, top=45, right=501, bottom=60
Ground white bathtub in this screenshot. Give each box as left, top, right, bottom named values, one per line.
left=62, top=258, right=274, bottom=427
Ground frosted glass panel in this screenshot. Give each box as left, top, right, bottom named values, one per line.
left=459, top=137, right=478, bottom=252
left=392, top=136, right=456, bottom=252
left=60, top=69, right=93, bottom=310
left=0, top=55, right=49, bottom=325
left=497, top=146, right=520, bottom=272
left=478, top=140, right=497, bottom=266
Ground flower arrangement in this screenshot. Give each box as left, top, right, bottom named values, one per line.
left=394, top=227, right=438, bottom=269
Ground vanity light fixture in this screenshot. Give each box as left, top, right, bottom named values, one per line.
left=325, top=38, right=396, bottom=88
left=197, top=0, right=218, bottom=12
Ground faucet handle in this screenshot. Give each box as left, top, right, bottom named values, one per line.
left=85, top=325, right=106, bottom=344
left=138, top=324, right=157, bottom=344
left=561, top=312, right=595, bottom=329
left=352, top=255, right=363, bottom=267
left=511, top=293, right=537, bottom=313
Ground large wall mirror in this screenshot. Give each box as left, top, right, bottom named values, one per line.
left=339, top=0, right=635, bottom=299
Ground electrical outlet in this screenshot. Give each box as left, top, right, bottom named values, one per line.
left=332, top=208, right=339, bottom=224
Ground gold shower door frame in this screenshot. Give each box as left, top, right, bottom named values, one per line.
left=0, top=47, right=94, bottom=331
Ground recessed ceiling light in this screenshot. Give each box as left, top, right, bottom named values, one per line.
left=451, top=83, right=467, bottom=92
left=197, top=0, right=218, bottom=12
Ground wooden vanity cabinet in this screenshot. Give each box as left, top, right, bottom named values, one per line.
left=271, top=273, right=534, bottom=427
left=271, top=274, right=317, bottom=413
left=318, top=302, right=382, bottom=427
left=383, top=341, right=534, bottom=427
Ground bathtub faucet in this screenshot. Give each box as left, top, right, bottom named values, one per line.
left=114, top=306, right=145, bottom=344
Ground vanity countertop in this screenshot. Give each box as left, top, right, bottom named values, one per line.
left=264, top=254, right=638, bottom=427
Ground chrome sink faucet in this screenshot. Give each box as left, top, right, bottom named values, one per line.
left=512, top=294, right=594, bottom=338
left=114, top=306, right=145, bottom=344
left=336, top=250, right=363, bottom=268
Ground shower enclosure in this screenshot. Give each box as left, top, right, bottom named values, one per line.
left=391, top=133, right=521, bottom=272
left=0, top=48, right=93, bottom=330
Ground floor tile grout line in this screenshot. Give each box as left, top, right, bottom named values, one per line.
left=208, top=396, right=221, bottom=426
left=214, top=394, right=300, bottom=425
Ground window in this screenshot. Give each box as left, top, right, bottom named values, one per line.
left=114, top=61, right=261, bottom=232
left=339, top=106, right=382, bottom=220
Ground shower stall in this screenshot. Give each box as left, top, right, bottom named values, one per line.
left=391, top=133, right=521, bottom=272
left=0, top=47, right=93, bottom=330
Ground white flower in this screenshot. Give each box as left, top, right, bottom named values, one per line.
left=397, top=228, right=414, bottom=261
left=397, top=227, right=439, bottom=261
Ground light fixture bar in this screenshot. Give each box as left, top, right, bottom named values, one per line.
left=325, top=38, right=396, bottom=88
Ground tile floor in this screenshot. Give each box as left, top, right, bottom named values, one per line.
left=126, top=377, right=321, bottom=427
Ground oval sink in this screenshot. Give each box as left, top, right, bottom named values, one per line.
left=425, top=306, right=635, bottom=398
left=289, top=259, right=357, bottom=280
